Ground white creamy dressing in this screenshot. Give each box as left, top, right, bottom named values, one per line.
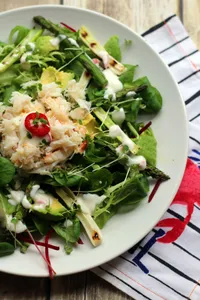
left=20, top=51, right=32, bottom=64
left=109, top=125, right=136, bottom=151
left=68, top=38, right=79, bottom=47
left=30, top=184, right=40, bottom=198
left=111, top=108, right=125, bottom=125
left=22, top=195, right=32, bottom=209
left=31, top=187, right=54, bottom=211
left=99, top=50, right=110, bottom=68
left=127, top=155, right=146, bottom=170
left=27, top=42, right=35, bottom=51
left=103, top=69, right=123, bottom=100
left=8, top=190, right=24, bottom=206
left=76, top=193, right=106, bottom=215
left=50, top=35, right=66, bottom=47
left=64, top=219, right=73, bottom=228
left=59, top=34, right=66, bottom=41
left=5, top=214, right=27, bottom=233
left=8, top=190, right=32, bottom=210
left=126, top=91, right=136, bottom=98
left=7, top=185, right=53, bottom=211
left=50, top=37, right=60, bottom=47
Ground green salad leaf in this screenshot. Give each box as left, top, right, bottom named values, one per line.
left=104, top=35, right=121, bottom=61
left=0, top=157, right=15, bottom=186
left=31, top=215, right=50, bottom=235
left=94, top=173, right=149, bottom=228
left=0, top=242, right=15, bottom=257
left=136, top=127, right=157, bottom=166
left=119, top=64, right=137, bottom=84
left=131, top=76, right=162, bottom=113
left=52, top=218, right=80, bottom=254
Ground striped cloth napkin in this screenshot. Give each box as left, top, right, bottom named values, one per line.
left=92, top=15, right=200, bottom=300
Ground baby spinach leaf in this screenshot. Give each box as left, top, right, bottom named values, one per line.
left=131, top=76, right=162, bottom=113
left=0, top=242, right=15, bottom=257
left=44, top=170, right=82, bottom=187
left=135, top=127, right=157, bottom=166
left=104, top=35, right=121, bottom=61
left=52, top=218, right=80, bottom=254
left=0, top=228, right=13, bottom=243
left=0, top=157, right=15, bottom=187
left=119, top=64, right=137, bottom=84
left=81, top=169, right=113, bottom=192
left=31, top=215, right=50, bottom=235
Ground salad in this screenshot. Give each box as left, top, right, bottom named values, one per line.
left=0, top=16, right=169, bottom=277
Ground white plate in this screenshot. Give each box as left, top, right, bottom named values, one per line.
left=0, top=5, right=188, bottom=277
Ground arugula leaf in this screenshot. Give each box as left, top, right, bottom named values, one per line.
left=119, top=64, right=137, bottom=84
left=52, top=218, right=80, bottom=254
left=130, top=76, right=162, bottom=113
left=135, top=127, right=157, bottom=166
left=94, top=173, right=149, bottom=228
left=104, top=35, right=121, bottom=61
left=0, top=157, right=15, bottom=186
left=13, top=69, right=40, bottom=85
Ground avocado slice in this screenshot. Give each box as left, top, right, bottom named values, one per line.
left=32, top=191, right=67, bottom=221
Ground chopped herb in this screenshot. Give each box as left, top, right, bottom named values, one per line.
left=124, top=39, right=132, bottom=47
left=27, top=131, right=32, bottom=139
left=40, top=118, right=48, bottom=124
left=42, top=139, right=50, bottom=146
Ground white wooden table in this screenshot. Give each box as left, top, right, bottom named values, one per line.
left=0, top=1, right=199, bottom=299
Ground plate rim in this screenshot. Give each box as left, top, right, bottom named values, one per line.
left=0, top=4, right=188, bottom=277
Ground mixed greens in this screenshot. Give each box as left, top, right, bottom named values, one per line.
left=0, top=16, right=169, bottom=276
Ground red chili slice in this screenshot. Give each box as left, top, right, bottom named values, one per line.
left=80, top=140, right=88, bottom=152
left=25, top=112, right=50, bottom=137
